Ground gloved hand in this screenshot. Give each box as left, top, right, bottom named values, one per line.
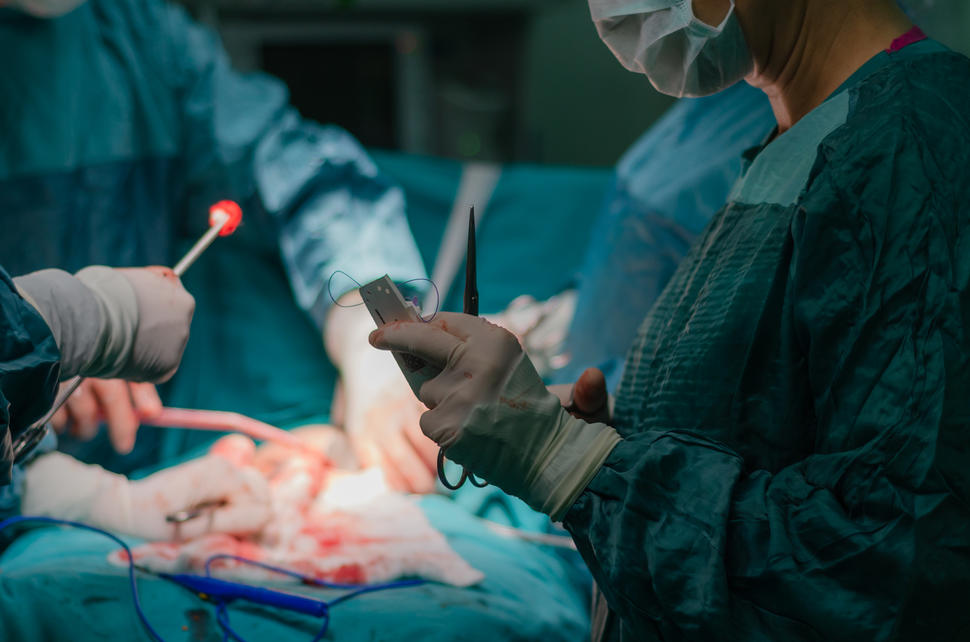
left=111, top=267, right=195, bottom=382
left=22, top=452, right=271, bottom=541
left=51, top=380, right=162, bottom=455
left=14, top=265, right=194, bottom=382
left=346, top=372, right=437, bottom=493
left=370, top=312, right=621, bottom=520
left=326, top=294, right=437, bottom=494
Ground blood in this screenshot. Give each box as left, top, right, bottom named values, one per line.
left=499, top=396, right=529, bottom=410
left=110, top=431, right=483, bottom=588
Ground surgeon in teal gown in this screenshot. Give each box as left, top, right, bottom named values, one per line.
left=368, top=1, right=970, bottom=640
left=556, top=80, right=772, bottom=392
left=0, top=0, right=429, bottom=477
left=574, top=36, right=970, bottom=642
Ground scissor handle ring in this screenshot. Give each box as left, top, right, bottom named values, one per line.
left=467, top=473, right=488, bottom=488
left=436, top=449, right=488, bottom=490
left=437, top=448, right=467, bottom=490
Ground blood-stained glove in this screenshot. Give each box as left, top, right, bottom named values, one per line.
left=370, top=312, right=621, bottom=520
left=21, top=452, right=271, bottom=540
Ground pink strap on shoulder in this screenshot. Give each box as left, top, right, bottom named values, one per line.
left=886, top=26, right=927, bottom=53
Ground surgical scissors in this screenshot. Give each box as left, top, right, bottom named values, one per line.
left=436, top=207, right=488, bottom=491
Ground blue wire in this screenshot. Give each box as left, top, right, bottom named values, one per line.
left=217, top=601, right=259, bottom=642
left=0, top=516, right=424, bottom=642
left=204, top=553, right=424, bottom=591
left=328, top=579, right=426, bottom=608
left=205, top=553, right=365, bottom=589
left=204, top=552, right=425, bottom=640
left=0, top=515, right=165, bottom=642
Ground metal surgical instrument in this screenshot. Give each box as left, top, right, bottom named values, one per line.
left=436, top=207, right=488, bottom=491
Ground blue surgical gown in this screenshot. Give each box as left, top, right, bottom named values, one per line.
left=0, top=268, right=59, bottom=516
left=557, top=82, right=773, bottom=391
left=564, top=40, right=970, bottom=640
left=0, top=0, right=426, bottom=467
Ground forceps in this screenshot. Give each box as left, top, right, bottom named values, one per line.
left=436, top=207, right=488, bottom=491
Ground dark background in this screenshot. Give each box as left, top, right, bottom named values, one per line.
left=178, top=0, right=970, bottom=166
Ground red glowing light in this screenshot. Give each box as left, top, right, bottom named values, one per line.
left=209, top=200, right=243, bottom=236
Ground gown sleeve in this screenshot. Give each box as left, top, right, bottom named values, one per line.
left=0, top=268, right=60, bottom=489
left=562, top=115, right=970, bottom=640
left=161, top=4, right=427, bottom=328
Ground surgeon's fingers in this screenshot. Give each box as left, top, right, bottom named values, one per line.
left=379, top=429, right=435, bottom=494
left=143, top=265, right=179, bottom=282
left=203, top=499, right=272, bottom=538
left=369, top=321, right=465, bottom=369
left=129, top=382, right=162, bottom=420
left=415, top=372, right=454, bottom=412
left=50, top=407, right=69, bottom=433
left=418, top=404, right=457, bottom=448
left=359, top=439, right=407, bottom=491
left=89, top=379, right=139, bottom=454
left=180, top=497, right=271, bottom=539
left=573, top=368, right=608, bottom=416
left=181, top=464, right=272, bottom=539
left=424, top=311, right=491, bottom=340
left=66, top=381, right=100, bottom=440
left=209, top=434, right=257, bottom=467
left=404, top=419, right=439, bottom=474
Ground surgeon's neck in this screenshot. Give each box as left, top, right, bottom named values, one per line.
left=739, top=0, right=913, bottom=133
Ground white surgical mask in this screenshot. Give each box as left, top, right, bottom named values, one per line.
left=8, top=0, right=86, bottom=18
left=589, top=0, right=754, bottom=97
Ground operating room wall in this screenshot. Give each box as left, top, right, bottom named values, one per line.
left=180, top=0, right=673, bottom=167
left=918, top=1, right=970, bottom=56
left=518, top=2, right=674, bottom=166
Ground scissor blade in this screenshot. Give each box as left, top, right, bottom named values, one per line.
left=464, top=206, right=478, bottom=316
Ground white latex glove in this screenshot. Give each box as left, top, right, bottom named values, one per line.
left=98, top=266, right=195, bottom=382
left=326, top=294, right=437, bottom=494
left=51, top=380, right=162, bottom=455
left=22, top=452, right=271, bottom=541
left=14, top=266, right=194, bottom=382
left=370, top=312, right=621, bottom=520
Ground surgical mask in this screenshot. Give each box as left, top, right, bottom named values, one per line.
left=589, top=0, right=754, bottom=98
left=7, top=0, right=86, bottom=18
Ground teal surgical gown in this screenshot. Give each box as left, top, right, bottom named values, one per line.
left=557, top=82, right=772, bottom=391
left=564, top=40, right=970, bottom=641
left=0, top=268, right=59, bottom=516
